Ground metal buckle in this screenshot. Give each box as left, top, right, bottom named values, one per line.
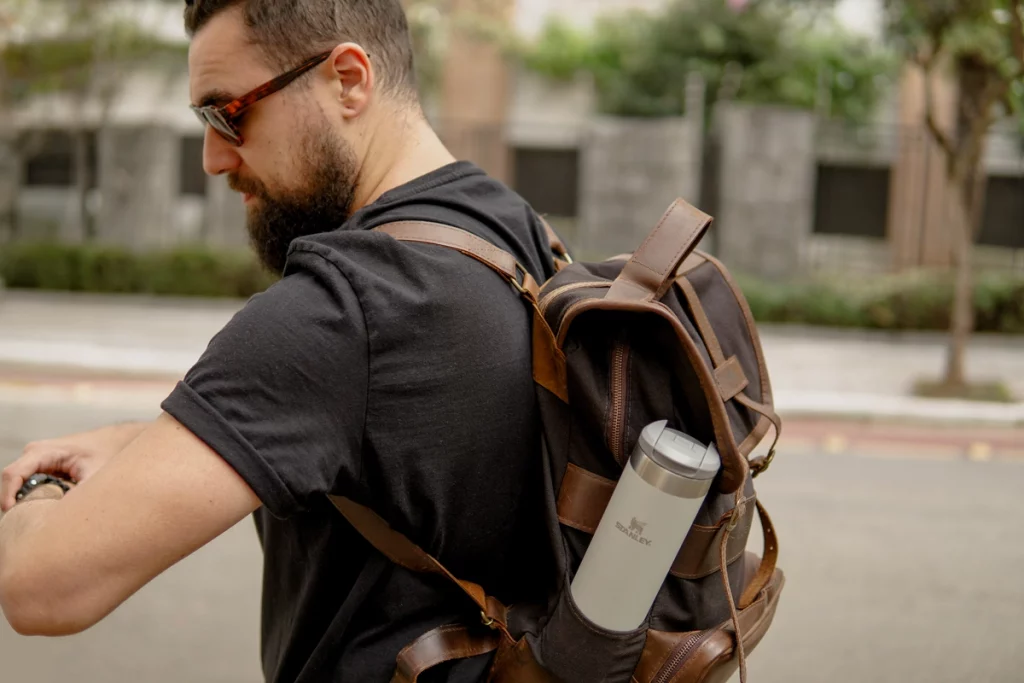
left=751, top=447, right=776, bottom=478
left=481, top=611, right=498, bottom=630
left=510, top=264, right=528, bottom=295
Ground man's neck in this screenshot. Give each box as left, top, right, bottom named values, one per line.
left=352, top=111, right=458, bottom=213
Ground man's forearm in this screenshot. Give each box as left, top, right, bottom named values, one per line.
left=0, top=497, right=62, bottom=633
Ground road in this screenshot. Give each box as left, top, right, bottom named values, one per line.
left=1, top=389, right=1022, bottom=683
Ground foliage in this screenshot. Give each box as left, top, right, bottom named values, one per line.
left=0, top=242, right=279, bottom=298
left=515, top=0, right=898, bottom=121
left=406, top=0, right=449, bottom=100
left=1, top=0, right=187, bottom=104
left=883, top=0, right=1024, bottom=162
left=738, top=269, right=1024, bottom=333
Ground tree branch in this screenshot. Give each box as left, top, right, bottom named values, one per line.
left=914, top=49, right=955, bottom=158
left=1011, top=0, right=1024, bottom=76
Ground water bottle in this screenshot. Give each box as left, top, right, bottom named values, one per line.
left=570, top=420, right=721, bottom=632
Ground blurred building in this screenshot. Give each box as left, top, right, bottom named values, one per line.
left=3, top=0, right=1023, bottom=276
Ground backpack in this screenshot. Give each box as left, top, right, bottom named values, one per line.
left=328, top=197, right=785, bottom=683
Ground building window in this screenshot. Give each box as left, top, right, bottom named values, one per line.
left=979, top=175, right=1024, bottom=249
left=813, top=164, right=890, bottom=238
left=513, top=147, right=580, bottom=218
left=22, top=130, right=97, bottom=189
left=180, top=136, right=207, bottom=196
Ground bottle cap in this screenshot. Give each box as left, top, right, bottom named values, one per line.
left=634, top=420, right=721, bottom=486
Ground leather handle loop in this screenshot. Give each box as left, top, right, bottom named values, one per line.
left=391, top=625, right=501, bottom=683
left=605, top=199, right=713, bottom=303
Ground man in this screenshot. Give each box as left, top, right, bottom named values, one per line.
left=0, top=1, right=557, bottom=681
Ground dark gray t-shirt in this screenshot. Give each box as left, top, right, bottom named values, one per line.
left=161, top=162, right=558, bottom=682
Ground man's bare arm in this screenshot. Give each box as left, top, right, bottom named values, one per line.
left=1, top=421, right=152, bottom=511
left=0, top=412, right=261, bottom=636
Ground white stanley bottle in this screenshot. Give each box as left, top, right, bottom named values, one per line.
left=570, top=420, right=722, bottom=632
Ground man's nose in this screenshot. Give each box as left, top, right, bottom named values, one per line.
left=202, top=127, right=243, bottom=176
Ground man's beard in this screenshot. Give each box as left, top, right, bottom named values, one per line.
left=230, top=127, right=358, bottom=275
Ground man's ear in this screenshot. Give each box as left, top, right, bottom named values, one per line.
left=328, top=43, right=374, bottom=118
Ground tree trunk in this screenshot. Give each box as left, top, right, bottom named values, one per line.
left=944, top=183, right=974, bottom=388
left=941, top=59, right=996, bottom=391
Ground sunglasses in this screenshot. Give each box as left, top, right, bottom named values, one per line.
left=191, top=50, right=333, bottom=146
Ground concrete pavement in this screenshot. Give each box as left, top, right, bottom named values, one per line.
left=2, top=290, right=1023, bottom=426
left=2, top=291, right=1023, bottom=682
left=1, top=393, right=1022, bottom=682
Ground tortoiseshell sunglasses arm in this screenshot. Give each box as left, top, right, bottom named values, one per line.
left=219, top=50, right=334, bottom=119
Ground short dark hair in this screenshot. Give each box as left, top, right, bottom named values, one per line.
left=184, top=0, right=418, bottom=100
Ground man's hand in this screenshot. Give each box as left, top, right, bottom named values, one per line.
left=1, top=422, right=148, bottom=512
left=0, top=413, right=260, bottom=636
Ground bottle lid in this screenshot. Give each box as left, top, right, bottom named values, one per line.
left=636, top=420, right=721, bottom=482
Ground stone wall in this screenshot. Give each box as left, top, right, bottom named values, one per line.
left=95, top=126, right=180, bottom=250
left=713, top=103, right=817, bottom=280
left=204, top=175, right=249, bottom=249
left=575, top=76, right=706, bottom=259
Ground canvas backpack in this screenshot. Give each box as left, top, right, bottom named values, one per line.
left=329, top=198, right=785, bottom=683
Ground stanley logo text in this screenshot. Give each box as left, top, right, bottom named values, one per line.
left=616, top=517, right=652, bottom=546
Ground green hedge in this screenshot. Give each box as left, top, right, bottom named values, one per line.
left=737, top=271, right=1024, bottom=334
left=0, top=242, right=279, bottom=298
left=2, top=242, right=1023, bottom=333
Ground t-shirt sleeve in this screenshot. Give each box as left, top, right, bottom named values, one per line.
left=161, top=252, right=369, bottom=519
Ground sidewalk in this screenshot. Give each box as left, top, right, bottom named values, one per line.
left=2, top=290, right=1023, bottom=427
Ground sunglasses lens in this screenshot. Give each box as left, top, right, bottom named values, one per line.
left=193, top=108, right=242, bottom=146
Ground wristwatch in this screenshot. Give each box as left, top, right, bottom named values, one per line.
left=15, top=474, right=72, bottom=502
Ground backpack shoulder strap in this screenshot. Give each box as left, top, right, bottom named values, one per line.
left=376, top=220, right=545, bottom=299
left=327, top=495, right=508, bottom=682
left=327, top=495, right=510, bottom=632
left=538, top=216, right=572, bottom=268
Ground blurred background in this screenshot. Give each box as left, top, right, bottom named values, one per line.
left=0, top=0, right=1022, bottom=681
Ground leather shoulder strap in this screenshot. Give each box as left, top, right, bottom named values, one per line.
left=375, top=221, right=540, bottom=300
left=538, top=216, right=572, bottom=269
left=328, top=496, right=510, bottom=634
left=376, top=221, right=518, bottom=280
left=606, top=198, right=713, bottom=303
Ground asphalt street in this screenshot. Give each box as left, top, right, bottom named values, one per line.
left=0, top=394, right=1022, bottom=683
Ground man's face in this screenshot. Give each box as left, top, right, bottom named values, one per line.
left=188, top=6, right=360, bottom=274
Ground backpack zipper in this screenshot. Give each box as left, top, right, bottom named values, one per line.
left=607, top=340, right=630, bottom=466
left=538, top=280, right=611, bottom=315
left=650, top=629, right=714, bottom=683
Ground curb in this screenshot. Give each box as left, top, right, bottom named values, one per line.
left=775, top=390, right=1024, bottom=429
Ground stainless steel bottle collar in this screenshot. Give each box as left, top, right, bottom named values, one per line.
left=629, top=420, right=721, bottom=498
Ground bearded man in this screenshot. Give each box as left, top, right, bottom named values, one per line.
left=0, top=2, right=559, bottom=681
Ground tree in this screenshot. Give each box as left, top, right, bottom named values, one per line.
left=1, top=0, right=185, bottom=243
left=515, top=0, right=897, bottom=123
left=884, top=0, right=1024, bottom=395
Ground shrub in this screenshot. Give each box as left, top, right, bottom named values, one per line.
left=2, top=242, right=1023, bottom=335
left=0, top=242, right=278, bottom=299
left=737, top=270, right=1024, bottom=333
